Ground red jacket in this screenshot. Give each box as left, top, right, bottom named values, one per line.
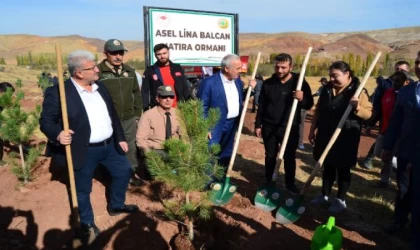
left=380, top=88, right=397, bottom=134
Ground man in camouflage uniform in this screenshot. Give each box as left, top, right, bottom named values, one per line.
left=97, top=39, right=143, bottom=186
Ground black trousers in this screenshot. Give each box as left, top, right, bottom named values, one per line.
left=393, top=157, right=411, bottom=226
left=322, top=163, right=352, bottom=200
left=262, top=125, right=299, bottom=185
left=366, top=142, right=376, bottom=159
left=412, top=157, right=420, bottom=250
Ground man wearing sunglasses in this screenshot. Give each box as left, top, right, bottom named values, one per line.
left=97, top=39, right=143, bottom=187
left=136, top=86, right=181, bottom=178
left=142, top=43, right=191, bottom=111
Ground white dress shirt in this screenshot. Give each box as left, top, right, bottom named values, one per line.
left=71, top=78, right=113, bottom=143
left=220, top=73, right=239, bottom=119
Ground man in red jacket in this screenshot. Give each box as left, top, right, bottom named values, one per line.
left=142, top=44, right=191, bottom=111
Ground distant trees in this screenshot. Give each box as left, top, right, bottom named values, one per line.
left=0, top=57, right=6, bottom=65
left=249, top=52, right=397, bottom=77
left=16, top=52, right=69, bottom=70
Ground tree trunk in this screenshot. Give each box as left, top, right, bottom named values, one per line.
left=19, top=144, right=28, bottom=184
left=188, top=219, right=194, bottom=241
left=186, top=192, right=194, bottom=241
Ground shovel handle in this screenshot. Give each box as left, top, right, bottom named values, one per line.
left=301, top=51, right=382, bottom=195
left=55, top=44, right=79, bottom=224
left=226, top=52, right=261, bottom=177
left=272, top=47, right=312, bottom=181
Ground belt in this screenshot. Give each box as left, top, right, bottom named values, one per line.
left=88, top=137, right=112, bottom=147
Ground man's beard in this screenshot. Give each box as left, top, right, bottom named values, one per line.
left=278, top=71, right=291, bottom=80
left=158, top=58, right=169, bottom=65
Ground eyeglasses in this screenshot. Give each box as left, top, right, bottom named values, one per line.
left=108, top=51, right=125, bottom=56
left=158, top=95, right=175, bottom=99
left=80, top=65, right=97, bottom=71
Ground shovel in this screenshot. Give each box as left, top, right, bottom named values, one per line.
left=254, top=47, right=313, bottom=212
left=210, top=52, right=262, bottom=206
left=276, top=51, right=382, bottom=224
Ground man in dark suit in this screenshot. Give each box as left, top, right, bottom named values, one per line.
left=197, top=54, right=256, bottom=169
left=39, top=50, right=139, bottom=239
left=382, top=51, right=420, bottom=249
left=410, top=52, right=420, bottom=250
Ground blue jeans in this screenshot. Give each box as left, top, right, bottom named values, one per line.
left=74, top=141, right=132, bottom=224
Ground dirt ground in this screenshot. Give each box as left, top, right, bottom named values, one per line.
left=0, top=74, right=411, bottom=250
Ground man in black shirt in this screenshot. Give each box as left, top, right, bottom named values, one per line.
left=255, top=53, right=314, bottom=193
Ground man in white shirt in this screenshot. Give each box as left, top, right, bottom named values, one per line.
left=197, top=54, right=256, bottom=169
left=40, top=50, right=138, bottom=242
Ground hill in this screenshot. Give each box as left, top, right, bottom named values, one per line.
left=0, top=26, right=419, bottom=65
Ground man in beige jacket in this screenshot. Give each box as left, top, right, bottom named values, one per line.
left=136, top=86, right=181, bottom=177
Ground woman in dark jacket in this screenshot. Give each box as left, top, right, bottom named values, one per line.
left=308, top=61, right=373, bottom=213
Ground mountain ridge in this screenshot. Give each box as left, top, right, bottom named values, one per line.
left=1, top=26, right=419, bottom=64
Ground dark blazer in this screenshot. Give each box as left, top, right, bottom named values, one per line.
left=39, top=79, right=126, bottom=170
left=142, top=61, right=191, bottom=111
left=383, top=81, right=420, bottom=162
left=197, top=73, right=244, bottom=143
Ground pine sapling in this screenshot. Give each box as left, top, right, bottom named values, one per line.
left=0, top=79, right=41, bottom=184
left=146, top=99, right=224, bottom=241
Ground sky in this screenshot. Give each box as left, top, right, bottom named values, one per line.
left=0, top=0, right=419, bottom=41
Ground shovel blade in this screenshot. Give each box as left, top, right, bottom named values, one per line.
left=210, top=177, right=237, bottom=206
left=276, top=195, right=306, bottom=224
left=254, top=184, right=283, bottom=212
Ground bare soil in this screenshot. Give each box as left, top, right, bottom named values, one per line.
left=0, top=94, right=411, bottom=250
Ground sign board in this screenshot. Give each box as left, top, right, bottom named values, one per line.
left=143, top=6, right=238, bottom=66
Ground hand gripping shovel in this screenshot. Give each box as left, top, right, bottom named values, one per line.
left=254, top=47, right=313, bottom=212
left=276, top=51, right=382, bottom=224
left=210, top=52, right=261, bottom=206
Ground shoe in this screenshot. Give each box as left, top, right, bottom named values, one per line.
left=108, top=204, right=139, bottom=216
left=129, top=177, right=143, bottom=187
left=328, top=198, right=347, bottom=213
left=310, top=195, right=329, bottom=206
left=285, top=184, right=300, bottom=194
left=80, top=222, right=101, bottom=238
left=361, top=158, right=373, bottom=170
left=385, top=222, right=405, bottom=234
left=0, top=160, right=8, bottom=167
left=298, top=143, right=305, bottom=150
left=391, top=157, right=397, bottom=170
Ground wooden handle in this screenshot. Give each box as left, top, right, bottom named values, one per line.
left=301, top=51, right=382, bottom=195
left=226, top=52, right=261, bottom=177
left=272, top=47, right=312, bottom=181
left=55, top=45, right=79, bottom=221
